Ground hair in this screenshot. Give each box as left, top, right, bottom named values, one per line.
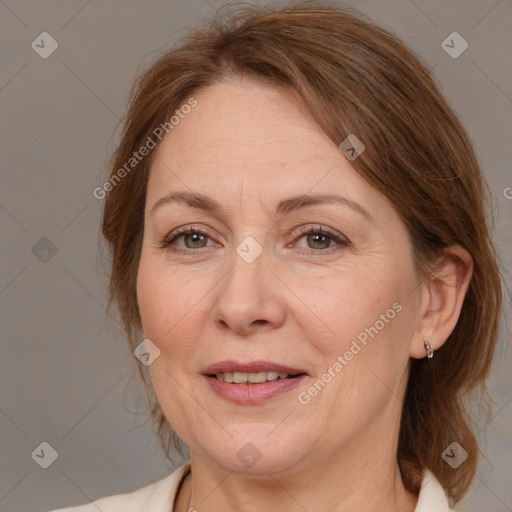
left=101, top=0, right=503, bottom=503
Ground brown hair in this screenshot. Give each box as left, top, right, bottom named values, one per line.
left=101, top=1, right=503, bottom=502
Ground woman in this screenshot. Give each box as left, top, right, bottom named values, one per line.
left=52, top=2, right=503, bottom=511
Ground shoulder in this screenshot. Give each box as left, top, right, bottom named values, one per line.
left=47, top=462, right=190, bottom=512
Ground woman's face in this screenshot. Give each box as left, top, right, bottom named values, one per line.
left=137, top=77, right=424, bottom=475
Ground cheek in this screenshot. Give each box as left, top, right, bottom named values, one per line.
left=137, top=263, right=170, bottom=340
left=289, top=264, right=400, bottom=349
left=299, top=279, right=415, bottom=432
left=137, top=257, right=198, bottom=342
left=137, top=259, right=204, bottom=430
left=291, top=258, right=417, bottom=386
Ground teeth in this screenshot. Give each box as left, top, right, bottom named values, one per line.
left=215, top=371, right=292, bottom=383
left=233, top=372, right=247, bottom=383
left=248, top=371, right=267, bottom=383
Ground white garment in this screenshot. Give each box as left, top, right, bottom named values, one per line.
left=49, top=462, right=456, bottom=511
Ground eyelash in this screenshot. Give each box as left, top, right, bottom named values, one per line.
left=159, top=224, right=349, bottom=255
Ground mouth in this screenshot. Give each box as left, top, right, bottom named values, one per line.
left=202, top=360, right=308, bottom=404
left=203, top=360, right=308, bottom=381
left=212, top=371, right=304, bottom=384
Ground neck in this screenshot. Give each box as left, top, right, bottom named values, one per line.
left=179, top=438, right=418, bottom=512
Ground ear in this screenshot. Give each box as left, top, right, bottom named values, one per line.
left=409, top=245, right=473, bottom=359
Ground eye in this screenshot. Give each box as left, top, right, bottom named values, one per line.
left=159, top=225, right=349, bottom=255
left=291, top=225, right=349, bottom=254
left=160, top=226, right=217, bottom=253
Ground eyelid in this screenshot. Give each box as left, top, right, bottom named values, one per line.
left=160, top=224, right=218, bottom=249
left=292, top=224, right=348, bottom=243
left=289, top=225, right=350, bottom=254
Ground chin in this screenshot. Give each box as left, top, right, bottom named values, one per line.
left=192, top=426, right=310, bottom=476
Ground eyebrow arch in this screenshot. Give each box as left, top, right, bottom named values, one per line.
left=150, top=191, right=373, bottom=221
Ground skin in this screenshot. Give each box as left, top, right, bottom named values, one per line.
left=136, top=75, right=473, bottom=512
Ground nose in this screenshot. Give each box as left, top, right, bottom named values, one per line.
left=210, top=240, right=286, bottom=336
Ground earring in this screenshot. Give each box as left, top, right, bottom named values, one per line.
left=424, top=340, right=435, bottom=360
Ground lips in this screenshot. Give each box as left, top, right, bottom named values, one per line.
left=202, top=360, right=308, bottom=404
left=203, top=360, right=308, bottom=376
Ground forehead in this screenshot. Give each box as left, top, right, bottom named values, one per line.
left=150, top=78, right=365, bottom=191
left=162, top=79, right=334, bottom=162
left=145, top=77, right=396, bottom=229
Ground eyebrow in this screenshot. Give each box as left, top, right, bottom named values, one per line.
left=150, top=191, right=373, bottom=221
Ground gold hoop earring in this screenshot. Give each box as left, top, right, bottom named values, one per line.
left=424, top=340, right=435, bottom=360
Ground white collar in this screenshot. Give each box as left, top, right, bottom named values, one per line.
left=169, top=463, right=454, bottom=511
left=414, top=468, right=454, bottom=511
left=50, top=462, right=455, bottom=511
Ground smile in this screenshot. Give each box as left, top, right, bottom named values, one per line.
left=214, top=371, right=297, bottom=383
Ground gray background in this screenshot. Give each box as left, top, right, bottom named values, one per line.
left=0, top=0, right=511, bottom=511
